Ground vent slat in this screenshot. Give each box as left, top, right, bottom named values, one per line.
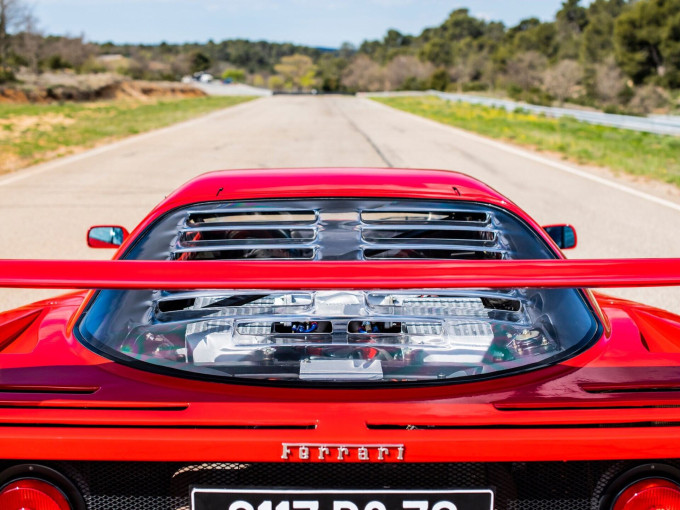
left=363, top=231, right=497, bottom=243
left=174, top=243, right=317, bottom=253
left=186, top=208, right=316, bottom=215
left=363, top=243, right=503, bottom=252
left=186, top=209, right=317, bottom=227
left=172, top=249, right=316, bottom=260
left=360, top=207, right=506, bottom=261
left=178, top=241, right=314, bottom=249
left=361, top=210, right=490, bottom=224
left=174, top=208, right=319, bottom=260
left=364, top=249, right=504, bottom=260
left=180, top=225, right=318, bottom=233
left=362, top=224, right=495, bottom=232
left=363, top=239, right=497, bottom=247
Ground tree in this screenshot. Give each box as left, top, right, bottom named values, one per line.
left=661, top=11, right=680, bottom=88
left=170, top=52, right=191, bottom=78
left=190, top=51, right=211, bottom=73
left=0, top=0, right=29, bottom=78
left=384, top=55, right=433, bottom=90
left=448, top=60, right=473, bottom=90
left=338, top=42, right=355, bottom=59
left=439, top=9, right=486, bottom=41
left=614, top=0, right=680, bottom=85
left=315, top=53, right=349, bottom=92
left=543, top=60, right=582, bottom=103
left=506, top=51, right=548, bottom=90
left=594, top=55, right=626, bottom=104
left=251, top=73, right=265, bottom=88
left=125, top=49, right=152, bottom=79
left=47, top=34, right=96, bottom=70
left=580, top=0, right=627, bottom=64
left=341, top=54, right=385, bottom=91
left=274, top=54, right=317, bottom=91
left=555, top=0, right=588, bottom=59
left=510, top=19, right=558, bottom=59
left=268, top=74, right=285, bottom=91
left=11, top=9, right=42, bottom=74
left=557, top=0, right=588, bottom=31
left=383, top=29, right=411, bottom=49
left=419, top=38, right=452, bottom=67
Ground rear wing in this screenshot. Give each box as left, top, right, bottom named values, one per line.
left=7, top=259, right=675, bottom=383
left=0, top=259, right=679, bottom=289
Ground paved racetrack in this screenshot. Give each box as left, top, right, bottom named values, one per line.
left=1, top=95, right=679, bottom=312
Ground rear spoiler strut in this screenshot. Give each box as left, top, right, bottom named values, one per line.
left=0, top=259, right=679, bottom=289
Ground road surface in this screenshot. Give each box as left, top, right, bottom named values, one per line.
left=1, top=95, right=679, bottom=312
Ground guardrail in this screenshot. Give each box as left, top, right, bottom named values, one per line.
left=367, top=90, right=680, bottom=136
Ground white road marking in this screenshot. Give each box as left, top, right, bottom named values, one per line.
left=366, top=98, right=680, bottom=213
left=0, top=98, right=262, bottom=188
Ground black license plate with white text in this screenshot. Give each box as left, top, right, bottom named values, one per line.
left=191, top=488, right=494, bottom=510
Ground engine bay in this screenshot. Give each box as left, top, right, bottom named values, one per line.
left=78, top=198, right=600, bottom=384
left=114, top=288, right=577, bottom=381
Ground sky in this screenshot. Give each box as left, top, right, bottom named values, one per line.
left=33, top=0, right=574, bottom=48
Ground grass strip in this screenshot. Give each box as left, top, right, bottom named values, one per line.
left=0, top=95, right=256, bottom=174
left=372, top=95, right=680, bottom=187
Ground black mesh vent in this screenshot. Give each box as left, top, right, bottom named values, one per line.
left=1, top=459, right=674, bottom=510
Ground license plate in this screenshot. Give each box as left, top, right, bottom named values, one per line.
left=190, top=488, right=494, bottom=510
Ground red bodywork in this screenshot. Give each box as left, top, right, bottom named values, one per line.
left=1, top=169, right=680, bottom=472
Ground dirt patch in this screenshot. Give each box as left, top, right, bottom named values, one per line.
left=0, top=113, right=76, bottom=142
left=0, top=87, right=46, bottom=103
left=0, top=74, right=206, bottom=104
left=0, top=152, right=22, bottom=173
left=99, top=81, right=206, bottom=101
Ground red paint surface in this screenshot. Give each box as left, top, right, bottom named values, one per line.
left=0, top=259, right=679, bottom=290
left=1, top=168, right=680, bottom=465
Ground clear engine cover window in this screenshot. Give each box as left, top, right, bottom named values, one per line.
left=77, top=199, right=600, bottom=384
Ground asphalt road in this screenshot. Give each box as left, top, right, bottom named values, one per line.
left=1, top=95, right=679, bottom=312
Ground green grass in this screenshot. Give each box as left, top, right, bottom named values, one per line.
left=372, top=95, right=680, bottom=187
left=0, top=96, right=255, bottom=173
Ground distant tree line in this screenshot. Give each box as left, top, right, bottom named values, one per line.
left=343, top=0, right=679, bottom=113
left=1, top=0, right=678, bottom=113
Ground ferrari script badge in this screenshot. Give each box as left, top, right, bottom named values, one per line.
left=281, top=443, right=404, bottom=461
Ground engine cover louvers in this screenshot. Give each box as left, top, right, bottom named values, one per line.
left=172, top=209, right=319, bottom=260
left=165, top=201, right=516, bottom=261
left=359, top=208, right=506, bottom=260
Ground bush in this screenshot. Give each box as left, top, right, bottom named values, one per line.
left=601, top=104, right=641, bottom=116
left=429, top=68, right=450, bottom=91
left=508, top=86, right=552, bottom=106
left=79, top=57, right=107, bottom=74
left=462, top=82, right=489, bottom=92
left=0, top=69, right=17, bottom=84
left=45, top=55, right=72, bottom=70
left=628, top=85, right=670, bottom=114
left=507, top=84, right=524, bottom=100
left=221, top=69, right=246, bottom=82
left=401, top=76, right=428, bottom=91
